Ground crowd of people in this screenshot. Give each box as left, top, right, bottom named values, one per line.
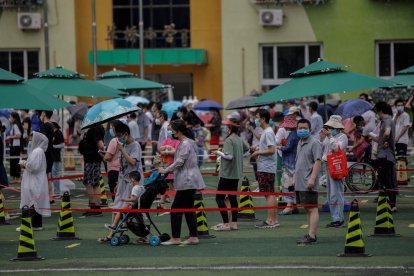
left=0, top=92, right=409, bottom=245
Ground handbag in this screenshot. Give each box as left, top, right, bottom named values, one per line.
left=327, top=146, right=348, bottom=180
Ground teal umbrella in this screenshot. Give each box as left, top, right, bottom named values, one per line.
left=97, top=69, right=167, bottom=91
left=26, top=66, right=122, bottom=97
left=81, top=98, right=140, bottom=129
left=255, top=59, right=397, bottom=104
left=162, top=100, right=182, bottom=119
left=0, top=69, right=70, bottom=110
left=389, top=65, right=414, bottom=87
left=124, top=95, right=150, bottom=106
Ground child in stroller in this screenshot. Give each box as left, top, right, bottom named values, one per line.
left=104, top=167, right=170, bottom=246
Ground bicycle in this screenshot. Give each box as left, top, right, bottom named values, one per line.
left=345, top=159, right=377, bottom=193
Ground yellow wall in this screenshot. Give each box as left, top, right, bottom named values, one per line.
left=190, top=0, right=222, bottom=104
left=75, top=0, right=112, bottom=79
left=74, top=0, right=222, bottom=104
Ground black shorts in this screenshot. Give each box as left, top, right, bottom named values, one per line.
left=257, top=172, right=275, bottom=192
left=296, top=191, right=318, bottom=207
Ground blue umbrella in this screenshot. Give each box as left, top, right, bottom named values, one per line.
left=124, top=96, right=150, bottom=106
left=194, top=100, right=223, bottom=111
left=335, top=99, right=373, bottom=119
left=81, top=98, right=140, bottom=129
left=162, top=101, right=182, bottom=119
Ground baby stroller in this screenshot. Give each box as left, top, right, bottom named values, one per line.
left=110, top=172, right=170, bottom=246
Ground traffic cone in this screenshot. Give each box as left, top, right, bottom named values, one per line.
left=52, top=192, right=80, bottom=240
left=338, top=199, right=371, bottom=257
left=238, top=177, right=256, bottom=220
left=370, top=191, right=401, bottom=237
left=0, top=191, right=10, bottom=225
left=194, top=193, right=215, bottom=239
left=99, top=177, right=108, bottom=207
left=10, top=206, right=45, bottom=261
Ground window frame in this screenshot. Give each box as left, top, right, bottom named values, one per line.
left=0, top=49, right=40, bottom=79
left=259, top=43, right=323, bottom=86
left=375, top=40, right=414, bottom=78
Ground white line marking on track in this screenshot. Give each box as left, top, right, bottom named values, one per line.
left=0, top=266, right=413, bottom=273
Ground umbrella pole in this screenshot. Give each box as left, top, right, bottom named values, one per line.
left=139, top=0, right=145, bottom=78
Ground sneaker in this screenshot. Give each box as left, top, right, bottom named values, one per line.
left=82, top=212, right=103, bottom=217
left=296, top=234, right=317, bottom=245
left=16, top=227, right=20, bottom=232
left=33, top=227, right=43, bottom=231
left=326, top=221, right=345, bottom=228
left=255, top=221, right=280, bottom=229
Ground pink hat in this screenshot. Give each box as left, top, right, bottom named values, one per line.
left=222, top=120, right=240, bottom=127
left=281, top=115, right=297, bottom=129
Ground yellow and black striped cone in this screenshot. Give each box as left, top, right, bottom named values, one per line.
left=194, top=193, right=215, bottom=239
left=11, top=206, right=44, bottom=261
left=99, top=177, right=108, bottom=207
left=238, top=177, right=256, bottom=220
left=338, top=199, right=371, bottom=257
left=0, top=191, right=10, bottom=225
left=370, top=191, right=401, bottom=237
left=52, top=192, right=80, bottom=240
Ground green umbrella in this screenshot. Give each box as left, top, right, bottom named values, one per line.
left=96, top=69, right=167, bottom=91
left=255, top=59, right=397, bottom=104
left=0, top=69, right=70, bottom=110
left=389, top=65, right=414, bottom=87
left=26, top=66, right=122, bottom=97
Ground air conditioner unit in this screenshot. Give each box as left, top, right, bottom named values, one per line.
left=17, top=13, right=42, bottom=30
left=259, top=9, right=283, bottom=27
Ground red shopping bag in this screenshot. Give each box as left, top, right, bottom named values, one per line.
left=327, top=146, right=348, bottom=180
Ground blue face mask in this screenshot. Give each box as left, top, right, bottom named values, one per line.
left=297, top=129, right=310, bottom=139
left=109, top=129, right=115, bottom=137
left=117, top=135, right=126, bottom=144
left=254, top=119, right=260, bottom=127
left=330, top=129, right=338, bottom=137
left=167, top=130, right=173, bottom=137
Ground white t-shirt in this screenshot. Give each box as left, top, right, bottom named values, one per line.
left=394, top=112, right=410, bottom=145
left=131, top=185, right=145, bottom=208
left=257, top=127, right=277, bottom=173
left=128, top=120, right=140, bottom=142
left=11, top=124, right=21, bottom=147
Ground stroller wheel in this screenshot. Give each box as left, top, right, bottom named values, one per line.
left=111, top=236, right=120, bottom=246
left=120, top=235, right=130, bottom=244
left=160, top=233, right=171, bottom=242
left=149, top=235, right=160, bottom=246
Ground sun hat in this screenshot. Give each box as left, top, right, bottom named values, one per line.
left=287, top=106, right=299, bottom=115
left=222, top=119, right=240, bottom=127
left=248, top=107, right=258, bottom=113
left=281, top=115, right=297, bottom=129
left=324, top=115, right=344, bottom=129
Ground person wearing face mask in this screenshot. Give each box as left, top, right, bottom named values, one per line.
left=103, top=120, right=122, bottom=201
left=350, top=116, right=374, bottom=163
left=251, top=109, right=279, bottom=228
left=295, top=119, right=322, bottom=245
left=99, top=122, right=143, bottom=242
left=159, top=124, right=180, bottom=206
left=127, top=112, right=140, bottom=143
left=6, top=112, right=23, bottom=184
left=393, top=99, right=410, bottom=166
left=213, top=119, right=249, bottom=231
left=246, top=107, right=263, bottom=183
left=157, top=111, right=169, bottom=151
left=320, top=115, right=348, bottom=228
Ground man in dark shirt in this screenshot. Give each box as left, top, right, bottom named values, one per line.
left=40, top=110, right=55, bottom=203
left=79, top=125, right=105, bottom=216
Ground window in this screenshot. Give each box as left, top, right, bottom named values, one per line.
left=112, top=0, right=190, bottom=49
left=260, top=44, right=322, bottom=90
left=0, top=50, right=40, bottom=79
left=376, top=41, right=414, bottom=77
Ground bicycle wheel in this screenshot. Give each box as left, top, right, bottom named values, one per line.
left=345, top=162, right=376, bottom=192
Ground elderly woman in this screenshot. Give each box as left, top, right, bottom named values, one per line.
left=214, top=118, right=248, bottom=231
left=320, top=115, right=348, bottom=228
left=158, top=120, right=205, bottom=245
left=17, top=132, right=51, bottom=231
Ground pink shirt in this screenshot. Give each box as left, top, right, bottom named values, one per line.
left=159, top=138, right=180, bottom=180
left=106, top=138, right=120, bottom=172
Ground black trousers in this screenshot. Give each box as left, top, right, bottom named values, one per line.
left=171, top=189, right=197, bottom=239
left=377, top=158, right=397, bottom=208
left=107, top=170, right=119, bottom=201
left=30, top=207, right=42, bottom=228
left=140, top=143, right=146, bottom=172
left=9, top=146, right=21, bottom=178
left=216, top=177, right=239, bottom=223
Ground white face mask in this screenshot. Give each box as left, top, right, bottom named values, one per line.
left=155, top=119, right=161, bottom=125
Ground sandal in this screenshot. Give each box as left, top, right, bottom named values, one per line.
left=214, top=224, right=231, bottom=231
left=97, top=236, right=112, bottom=243
left=133, top=237, right=149, bottom=244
